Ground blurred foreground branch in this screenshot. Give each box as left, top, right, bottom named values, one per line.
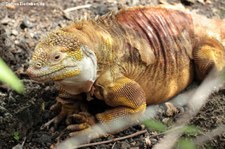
left=56, top=68, right=224, bottom=149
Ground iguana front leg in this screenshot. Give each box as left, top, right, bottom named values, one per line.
left=95, top=76, right=146, bottom=125
left=41, top=91, right=88, bottom=130
left=67, top=72, right=147, bottom=137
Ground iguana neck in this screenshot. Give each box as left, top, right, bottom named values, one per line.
left=75, top=20, right=122, bottom=72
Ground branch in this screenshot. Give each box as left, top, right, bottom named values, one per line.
left=75, top=129, right=147, bottom=148
left=64, top=4, right=92, bottom=14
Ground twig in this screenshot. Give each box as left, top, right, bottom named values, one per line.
left=111, top=142, right=116, bottom=149
left=64, top=4, right=92, bottom=14
left=75, top=129, right=148, bottom=148
left=21, top=137, right=26, bottom=147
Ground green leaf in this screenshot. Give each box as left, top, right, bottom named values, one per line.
left=13, top=131, right=20, bottom=141
left=177, top=138, right=197, bottom=149
left=143, top=119, right=167, bottom=132
left=182, top=125, right=202, bottom=135
left=0, top=58, right=24, bottom=94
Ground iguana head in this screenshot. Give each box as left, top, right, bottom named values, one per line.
left=27, top=28, right=97, bottom=83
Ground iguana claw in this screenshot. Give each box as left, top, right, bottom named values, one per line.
left=40, top=102, right=67, bottom=131
left=66, top=112, right=97, bottom=135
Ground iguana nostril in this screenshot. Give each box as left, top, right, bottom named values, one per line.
left=35, top=62, right=42, bottom=69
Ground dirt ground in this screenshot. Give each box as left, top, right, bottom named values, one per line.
left=0, top=0, right=225, bottom=149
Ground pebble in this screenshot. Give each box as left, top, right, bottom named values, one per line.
left=145, top=136, right=151, bottom=146
left=4, top=112, right=12, bottom=118
left=1, top=17, right=15, bottom=25
left=0, top=105, right=7, bottom=113
left=14, top=40, right=20, bottom=45
left=150, top=138, right=158, bottom=144
left=121, top=142, right=130, bottom=149
left=140, top=124, right=146, bottom=130
left=162, top=118, right=170, bottom=124
left=20, top=17, right=33, bottom=29
left=11, top=30, right=18, bottom=36
left=29, top=32, right=40, bottom=40
left=182, top=0, right=196, bottom=5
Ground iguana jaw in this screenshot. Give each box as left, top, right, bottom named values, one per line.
left=27, top=46, right=97, bottom=85
left=27, top=62, right=80, bottom=82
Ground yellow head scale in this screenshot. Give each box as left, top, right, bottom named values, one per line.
left=27, top=29, right=84, bottom=82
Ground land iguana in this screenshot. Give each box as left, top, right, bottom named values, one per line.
left=26, top=5, right=225, bottom=138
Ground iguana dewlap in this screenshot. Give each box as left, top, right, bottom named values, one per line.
left=27, top=5, right=225, bottom=136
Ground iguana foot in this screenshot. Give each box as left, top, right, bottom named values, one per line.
left=66, top=112, right=97, bottom=136
left=41, top=97, right=88, bottom=131
left=41, top=101, right=67, bottom=131
left=50, top=101, right=62, bottom=113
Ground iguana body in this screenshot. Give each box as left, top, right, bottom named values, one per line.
left=27, top=5, right=225, bottom=136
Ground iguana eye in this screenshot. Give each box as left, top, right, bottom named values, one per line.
left=52, top=52, right=62, bottom=61
left=54, top=54, right=60, bottom=60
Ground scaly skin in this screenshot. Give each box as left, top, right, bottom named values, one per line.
left=27, top=5, right=225, bottom=138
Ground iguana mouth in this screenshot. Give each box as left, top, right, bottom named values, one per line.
left=29, top=66, right=79, bottom=82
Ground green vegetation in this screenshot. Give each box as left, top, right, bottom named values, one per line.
left=0, top=58, right=24, bottom=94
left=177, top=138, right=197, bottom=149
left=143, top=119, right=201, bottom=149
left=13, top=131, right=20, bottom=141
left=182, top=125, right=201, bottom=136
left=143, top=119, right=167, bottom=132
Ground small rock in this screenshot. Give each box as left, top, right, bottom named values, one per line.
left=6, top=4, right=16, bottom=10
left=121, top=142, right=130, bottom=149
left=1, top=17, right=15, bottom=25
left=0, top=105, right=7, bottom=113
left=181, top=0, right=196, bottom=5
left=140, top=124, right=146, bottom=130
left=11, top=30, right=18, bottom=36
left=14, top=40, right=20, bottom=45
left=145, top=136, right=151, bottom=146
left=29, top=32, right=38, bottom=39
left=205, top=0, right=212, bottom=4
left=197, top=0, right=211, bottom=4
left=165, top=102, right=179, bottom=116
left=20, top=17, right=33, bottom=29
left=131, top=141, right=136, bottom=146
left=131, top=0, right=139, bottom=5
left=96, top=4, right=109, bottom=15
left=4, top=112, right=12, bottom=118
left=159, top=0, right=169, bottom=4
left=33, top=33, right=40, bottom=40
left=150, top=138, right=157, bottom=144
left=162, top=118, right=170, bottom=124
